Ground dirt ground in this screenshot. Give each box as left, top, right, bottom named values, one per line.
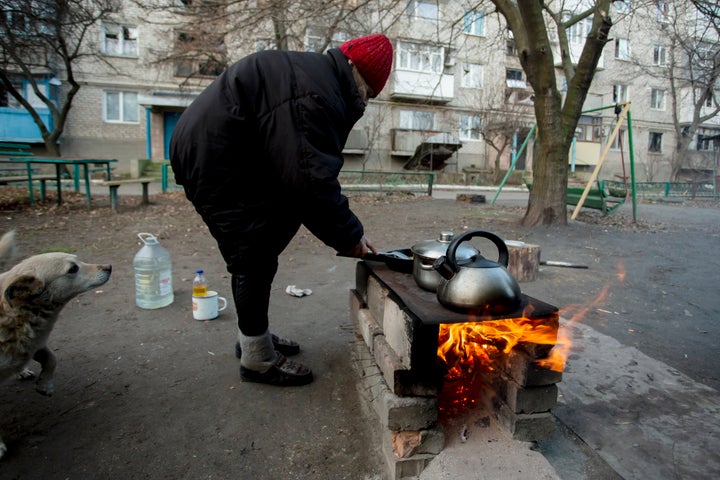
left=0, top=187, right=718, bottom=479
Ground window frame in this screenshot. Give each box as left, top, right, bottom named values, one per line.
left=399, top=109, right=434, bottom=130
left=102, top=23, right=139, bottom=57
left=653, top=45, right=666, bottom=66
left=613, top=84, right=628, bottom=103
left=103, top=90, right=139, bottom=124
left=405, top=0, right=439, bottom=23
left=396, top=41, right=444, bottom=74
left=463, top=10, right=485, bottom=36
left=650, top=88, right=666, bottom=110
left=461, top=63, right=483, bottom=88
left=459, top=113, right=481, bottom=141
left=648, top=131, right=663, bottom=153
left=614, top=38, right=630, bottom=60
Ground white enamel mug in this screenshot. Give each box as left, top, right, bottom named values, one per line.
left=192, top=290, right=227, bottom=320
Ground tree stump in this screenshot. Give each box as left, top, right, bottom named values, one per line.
left=505, top=241, right=541, bottom=282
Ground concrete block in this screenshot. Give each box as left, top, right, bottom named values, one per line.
left=493, top=375, right=558, bottom=414
left=382, top=430, right=436, bottom=480
left=350, top=289, right=382, bottom=351
left=380, top=389, right=438, bottom=431
left=382, top=298, right=413, bottom=368
left=495, top=402, right=556, bottom=441
left=367, top=276, right=388, bottom=331
left=502, top=349, right=563, bottom=386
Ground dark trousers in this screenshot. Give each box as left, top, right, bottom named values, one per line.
left=189, top=196, right=301, bottom=336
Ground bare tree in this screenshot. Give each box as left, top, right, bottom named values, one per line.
left=663, top=2, right=720, bottom=181
left=137, top=0, right=406, bottom=84
left=0, top=0, right=118, bottom=156
left=482, top=0, right=613, bottom=226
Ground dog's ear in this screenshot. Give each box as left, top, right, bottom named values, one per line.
left=4, top=275, right=44, bottom=306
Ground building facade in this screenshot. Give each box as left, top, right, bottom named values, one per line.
left=1, top=0, right=718, bottom=183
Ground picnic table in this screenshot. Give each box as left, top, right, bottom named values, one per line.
left=8, top=157, right=118, bottom=207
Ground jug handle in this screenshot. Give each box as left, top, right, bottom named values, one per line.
left=137, top=232, right=157, bottom=245
left=444, top=230, right=509, bottom=271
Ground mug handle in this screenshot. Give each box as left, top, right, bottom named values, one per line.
left=218, top=297, right=228, bottom=311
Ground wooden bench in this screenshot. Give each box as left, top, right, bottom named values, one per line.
left=525, top=179, right=626, bottom=216
left=0, top=142, right=33, bottom=157
left=0, top=174, right=58, bottom=202
left=566, top=182, right=626, bottom=216
left=98, top=177, right=160, bottom=212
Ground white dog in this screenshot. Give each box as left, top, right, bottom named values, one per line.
left=0, top=231, right=111, bottom=459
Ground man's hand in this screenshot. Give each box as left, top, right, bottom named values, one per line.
left=344, top=236, right=377, bottom=258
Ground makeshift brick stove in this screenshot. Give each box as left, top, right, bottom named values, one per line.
left=350, top=260, right=561, bottom=479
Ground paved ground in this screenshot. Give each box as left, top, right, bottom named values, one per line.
left=0, top=183, right=718, bottom=479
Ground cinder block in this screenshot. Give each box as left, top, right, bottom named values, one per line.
left=367, top=276, right=389, bottom=330
left=380, top=389, right=438, bottom=431
left=495, top=401, right=556, bottom=441
left=501, top=349, right=563, bottom=386
left=350, top=289, right=382, bottom=351
left=382, top=298, right=413, bottom=368
left=493, top=375, right=558, bottom=414
left=389, top=427, right=445, bottom=458
left=382, top=430, right=436, bottom=480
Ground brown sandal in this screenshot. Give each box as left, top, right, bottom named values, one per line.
left=240, top=354, right=313, bottom=386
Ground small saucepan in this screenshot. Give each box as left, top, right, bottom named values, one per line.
left=411, top=232, right=478, bottom=292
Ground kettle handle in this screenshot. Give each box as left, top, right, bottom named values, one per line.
left=445, top=230, right=509, bottom=272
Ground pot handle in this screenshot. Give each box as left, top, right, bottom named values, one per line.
left=444, top=230, right=509, bottom=272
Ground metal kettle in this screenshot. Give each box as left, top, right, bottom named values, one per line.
left=432, top=230, right=522, bottom=314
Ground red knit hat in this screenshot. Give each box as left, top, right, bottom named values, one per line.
left=340, top=34, right=393, bottom=96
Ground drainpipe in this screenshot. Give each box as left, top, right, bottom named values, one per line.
left=145, top=107, right=152, bottom=159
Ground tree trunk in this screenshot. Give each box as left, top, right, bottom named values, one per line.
left=522, top=90, right=569, bottom=226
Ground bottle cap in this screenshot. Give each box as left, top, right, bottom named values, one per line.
left=196, top=269, right=203, bottom=274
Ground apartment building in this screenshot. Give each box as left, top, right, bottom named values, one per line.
left=1, top=0, right=718, bottom=183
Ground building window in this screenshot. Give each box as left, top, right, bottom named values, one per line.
left=459, top=114, right=481, bottom=140
left=613, top=84, right=628, bottom=103
left=610, top=128, right=626, bottom=150
left=567, top=17, right=592, bottom=45
left=405, top=0, right=439, bottom=23
left=0, top=81, right=23, bottom=109
left=461, top=63, right=483, bottom=88
left=695, top=130, right=719, bottom=151
left=651, top=88, right=666, bottom=110
left=399, top=110, right=434, bottom=130
left=104, top=91, right=138, bottom=123
left=615, top=38, right=630, bottom=60
left=614, top=1, right=631, bottom=14
left=304, top=28, right=351, bottom=52
left=653, top=45, right=666, bottom=66
left=463, top=10, right=485, bottom=36
left=397, top=41, right=443, bottom=74
left=102, top=24, right=138, bottom=57
left=656, top=1, right=670, bottom=23
left=649, top=131, right=663, bottom=152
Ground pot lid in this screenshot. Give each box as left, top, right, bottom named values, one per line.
left=411, top=231, right=478, bottom=260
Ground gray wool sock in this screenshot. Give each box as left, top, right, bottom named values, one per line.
left=237, top=330, right=277, bottom=372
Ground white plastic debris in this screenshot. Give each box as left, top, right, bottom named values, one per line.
left=286, top=285, right=313, bottom=297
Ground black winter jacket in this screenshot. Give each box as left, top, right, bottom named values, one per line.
left=170, top=48, right=366, bottom=254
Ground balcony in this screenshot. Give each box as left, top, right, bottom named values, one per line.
left=389, top=70, right=454, bottom=103
left=0, top=107, right=52, bottom=143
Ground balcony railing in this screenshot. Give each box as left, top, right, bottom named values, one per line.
left=389, top=70, right=454, bottom=103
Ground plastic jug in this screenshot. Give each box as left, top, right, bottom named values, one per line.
left=134, top=232, right=174, bottom=309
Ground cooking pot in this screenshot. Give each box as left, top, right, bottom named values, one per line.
left=411, top=232, right=478, bottom=292
left=432, top=230, right=522, bottom=314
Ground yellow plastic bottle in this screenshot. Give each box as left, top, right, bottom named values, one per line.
left=192, top=269, right=208, bottom=297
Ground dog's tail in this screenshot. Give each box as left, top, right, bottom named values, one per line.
left=0, top=230, right=17, bottom=270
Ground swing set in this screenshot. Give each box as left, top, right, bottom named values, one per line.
left=491, top=102, right=638, bottom=222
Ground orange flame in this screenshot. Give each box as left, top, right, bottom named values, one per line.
left=438, top=314, right=560, bottom=380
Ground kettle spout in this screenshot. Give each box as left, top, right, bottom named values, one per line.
left=432, top=256, right=456, bottom=280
